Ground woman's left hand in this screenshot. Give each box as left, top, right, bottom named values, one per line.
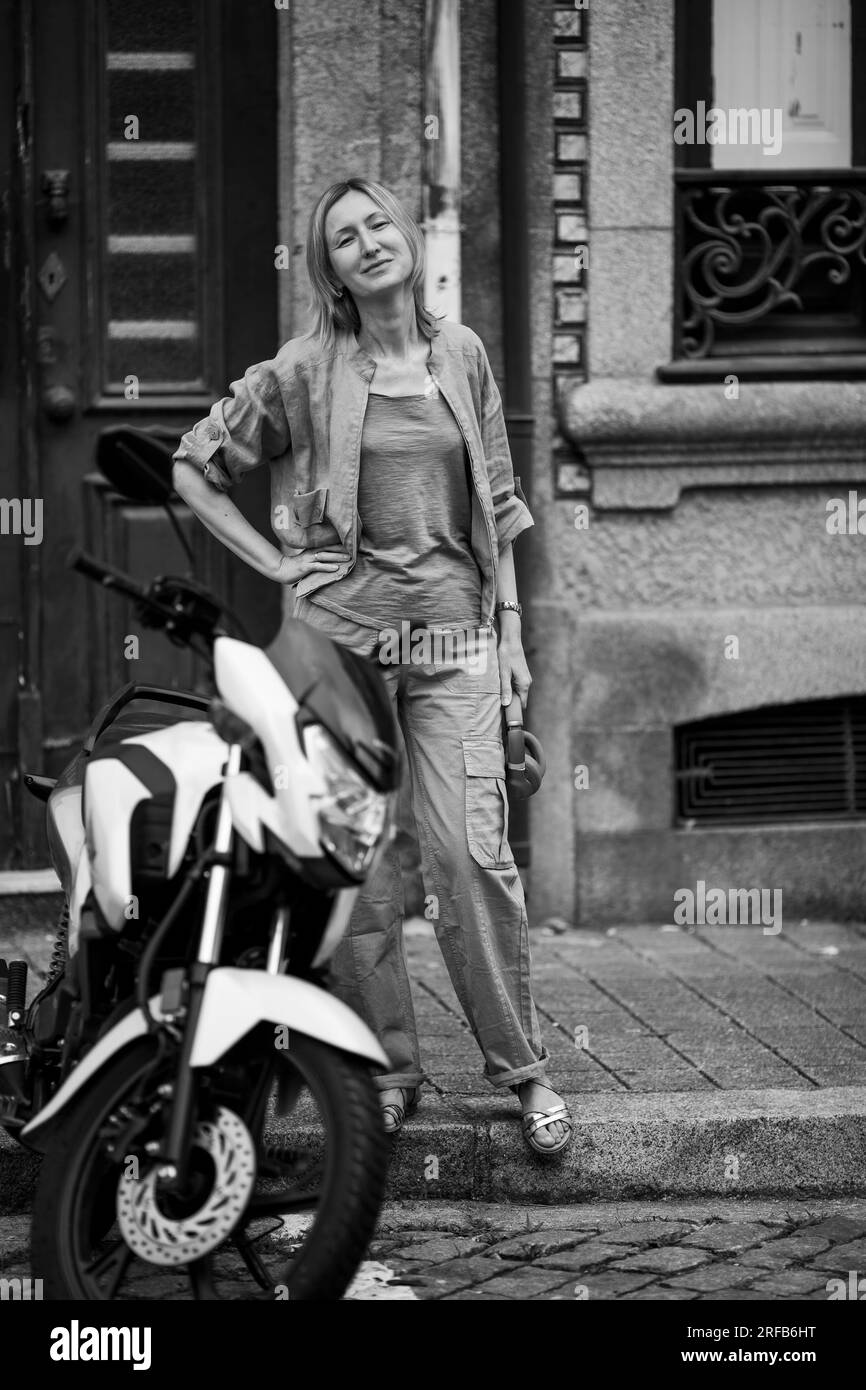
left=497, top=630, right=532, bottom=710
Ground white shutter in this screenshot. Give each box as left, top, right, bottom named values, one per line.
left=711, top=0, right=851, bottom=170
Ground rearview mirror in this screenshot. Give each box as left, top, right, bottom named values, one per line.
left=96, top=427, right=177, bottom=505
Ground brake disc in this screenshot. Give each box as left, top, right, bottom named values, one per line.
left=116, top=1106, right=257, bottom=1267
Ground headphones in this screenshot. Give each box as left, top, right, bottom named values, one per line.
left=503, top=694, right=546, bottom=800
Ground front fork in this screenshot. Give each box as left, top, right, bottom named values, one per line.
left=157, top=744, right=290, bottom=1188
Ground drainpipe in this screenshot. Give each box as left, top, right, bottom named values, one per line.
left=497, top=0, right=534, bottom=507
left=498, top=1, right=534, bottom=867
left=423, top=0, right=461, bottom=321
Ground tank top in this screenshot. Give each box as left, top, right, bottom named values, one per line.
left=309, top=389, right=483, bottom=630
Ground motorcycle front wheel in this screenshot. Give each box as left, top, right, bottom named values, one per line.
left=31, top=1032, right=390, bottom=1301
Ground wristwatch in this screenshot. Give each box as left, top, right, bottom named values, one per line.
left=495, top=601, right=523, bottom=618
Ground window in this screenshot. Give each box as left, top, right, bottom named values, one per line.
left=85, top=0, right=221, bottom=403
left=663, top=0, right=866, bottom=378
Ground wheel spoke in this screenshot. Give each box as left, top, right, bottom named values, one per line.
left=83, top=1238, right=134, bottom=1298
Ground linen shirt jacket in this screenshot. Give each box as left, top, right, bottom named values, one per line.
left=172, top=318, right=534, bottom=626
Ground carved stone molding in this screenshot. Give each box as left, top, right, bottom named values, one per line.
left=558, top=377, right=866, bottom=509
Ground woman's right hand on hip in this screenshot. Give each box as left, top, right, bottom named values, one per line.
left=275, top=548, right=351, bottom=585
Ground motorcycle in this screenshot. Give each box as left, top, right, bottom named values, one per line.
left=0, top=428, right=401, bottom=1300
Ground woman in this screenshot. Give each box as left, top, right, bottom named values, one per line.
left=171, top=178, right=572, bottom=1155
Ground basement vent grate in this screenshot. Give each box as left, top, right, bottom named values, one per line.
left=675, top=697, right=866, bottom=826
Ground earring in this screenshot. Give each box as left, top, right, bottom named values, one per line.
left=334, top=286, right=344, bottom=299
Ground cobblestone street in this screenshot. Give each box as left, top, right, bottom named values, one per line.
left=3, top=1198, right=865, bottom=1301
left=356, top=1199, right=866, bottom=1300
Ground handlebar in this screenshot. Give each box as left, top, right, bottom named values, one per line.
left=66, top=546, right=226, bottom=655
left=67, top=547, right=152, bottom=604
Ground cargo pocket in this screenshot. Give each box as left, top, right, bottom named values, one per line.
left=462, top=738, right=515, bottom=869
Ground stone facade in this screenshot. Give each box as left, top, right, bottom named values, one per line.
left=542, top=0, right=866, bottom=925
left=276, top=0, right=504, bottom=370
left=274, top=0, right=866, bottom=928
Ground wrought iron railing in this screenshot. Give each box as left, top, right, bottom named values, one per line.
left=673, top=170, right=866, bottom=362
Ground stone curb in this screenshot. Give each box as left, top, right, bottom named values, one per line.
left=0, top=872, right=62, bottom=896
left=3, top=1086, right=865, bottom=1213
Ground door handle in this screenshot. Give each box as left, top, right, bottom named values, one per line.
left=41, top=383, right=76, bottom=422
left=41, top=170, right=70, bottom=227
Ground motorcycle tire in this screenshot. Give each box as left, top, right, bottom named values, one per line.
left=31, top=1033, right=390, bottom=1301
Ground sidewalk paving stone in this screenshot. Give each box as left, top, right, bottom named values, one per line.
left=571, top=1270, right=659, bottom=1298
left=700, top=1289, right=773, bottom=1301
left=662, top=1264, right=758, bottom=1292
left=740, top=1234, right=831, bottom=1263
left=459, top=1267, right=577, bottom=1299
left=481, top=1229, right=590, bottom=1259
left=397, top=1254, right=522, bottom=1296
left=534, top=1243, right=628, bottom=1271
left=737, top=1248, right=798, bottom=1270
left=4, top=907, right=866, bottom=1210
left=680, top=1222, right=780, bottom=1251
left=589, top=1219, right=694, bottom=1244
left=616, top=1286, right=695, bottom=1300
left=385, top=1235, right=491, bottom=1261
left=610, top=1247, right=710, bottom=1273
left=809, top=1238, right=866, bottom=1270
left=746, top=1270, right=832, bottom=1297
left=793, top=1215, right=866, bottom=1241
left=437, top=1290, right=502, bottom=1300
left=6, top=904, right=866, bottom=1102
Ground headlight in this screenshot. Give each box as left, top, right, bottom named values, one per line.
left=303, top=724, right=391, bottom=878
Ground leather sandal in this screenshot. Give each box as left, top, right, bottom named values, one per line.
left=380, top=1086, right=420, bottom=1136
left=513, top=1081, right=573, bottom=1158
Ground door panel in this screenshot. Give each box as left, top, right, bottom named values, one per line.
left=1, top=0, right=280, bottom=867
left=82, top=476, right=211, bottom=700
left=0, top=0, right=20, bottom=840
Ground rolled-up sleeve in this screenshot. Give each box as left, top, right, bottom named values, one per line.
left=476, top=341, right=534, bottom=549
left=172, top=359, right=291, bottom=493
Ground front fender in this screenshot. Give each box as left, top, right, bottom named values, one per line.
left=21, top=969, right=388, bottom=1153
left=187, top=968, right=389, bottom=1070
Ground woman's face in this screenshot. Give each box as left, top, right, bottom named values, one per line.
left=325, top=190, right=414, bottom=302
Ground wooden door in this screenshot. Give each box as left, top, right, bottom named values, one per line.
left=0, top=0, right=280, bottom=867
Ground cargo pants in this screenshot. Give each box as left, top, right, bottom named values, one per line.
left=289, top=594, right=551, bottom=1093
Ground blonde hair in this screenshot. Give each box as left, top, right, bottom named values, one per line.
left=305, top=178, right=440, bottom=346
